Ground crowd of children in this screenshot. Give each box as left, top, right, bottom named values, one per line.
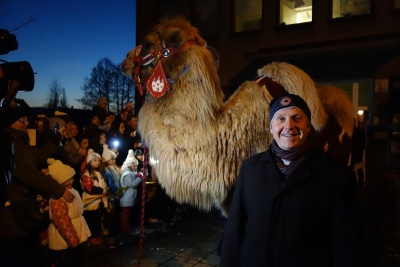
left=0, top=96, right=171, bottom=267
left=41, top=99, right=153, bottom=266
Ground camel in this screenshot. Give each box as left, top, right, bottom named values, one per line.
left=121, top=16, right=355, bottom=215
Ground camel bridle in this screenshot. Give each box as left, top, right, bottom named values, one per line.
left=130, top=33, right=198, bottom=97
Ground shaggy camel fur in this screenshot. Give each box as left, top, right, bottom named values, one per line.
left=122, top=16, right=354, bottom=215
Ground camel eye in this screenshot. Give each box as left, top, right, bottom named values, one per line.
left=143, top=41, right=154, bottom=51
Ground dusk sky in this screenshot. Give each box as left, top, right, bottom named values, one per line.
left=1, top=0, right=136, bottom=108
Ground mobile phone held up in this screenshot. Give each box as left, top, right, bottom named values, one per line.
left=54, top=122, right=59, bottom=135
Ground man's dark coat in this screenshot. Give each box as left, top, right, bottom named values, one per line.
left=220, top=147, right=364, bottom=267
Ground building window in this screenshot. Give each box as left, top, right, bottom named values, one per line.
left=279, top=0, right=313, bottom=26
left=331, top=0, right=372, bottom=18
left=233, top=0, right=262, bottom=33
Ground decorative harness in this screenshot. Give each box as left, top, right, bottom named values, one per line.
left=130, top=33, right=197, bottom=98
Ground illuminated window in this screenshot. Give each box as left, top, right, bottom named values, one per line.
left=233, top=0, right=262, bottom=33
left=331, top=0, right=372, bottom=18
left=280, top=0, right=313, bottom=26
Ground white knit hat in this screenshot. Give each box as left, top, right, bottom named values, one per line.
left=87, top=148, right=101, bottom=164
left=123, top=149, right=138, bottom=167
left=102, top=144, right=116, bottom=162
left=47, top=158, right=75, bottom=184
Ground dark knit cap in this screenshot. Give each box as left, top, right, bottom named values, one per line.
left=269, top=93, right=311, bottom=122
left=0, top=105, right=29, bottom=127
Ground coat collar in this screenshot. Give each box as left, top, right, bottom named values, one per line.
left=255, top=146, right=320, bottom=193
left=257, top=147, right=275, bottom=163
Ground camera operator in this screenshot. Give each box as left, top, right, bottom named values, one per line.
left=0, top=102, right=74, bottom=266
left=0, top=102, right=76, bottom=266
left=0, top=28, right=76, bottom=265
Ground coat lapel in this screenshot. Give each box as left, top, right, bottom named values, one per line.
left=257, top=149, right=285, bottom=194
left=257, top=148, right=317, bottom=195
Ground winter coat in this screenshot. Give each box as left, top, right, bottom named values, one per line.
left=48, top=188, right=91, bottom=250
left=81, top=170, right=108, bottom=211
left=119, top=169, right=142, bottom=207
left=104, top=166, right=120, bottom=193
left=0, top=127, right=66, bottom=238
left=220, top=147, right=365, bottom=267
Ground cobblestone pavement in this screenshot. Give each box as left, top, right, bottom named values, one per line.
left=81, top=206, right=224, bottom=267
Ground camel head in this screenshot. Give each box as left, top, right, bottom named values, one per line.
left=122, top=16, right=216, bottom=99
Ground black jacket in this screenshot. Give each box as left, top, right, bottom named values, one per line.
left=0, top=128, right=66, bottom=238
left=220, top=147, right=365, bottom=267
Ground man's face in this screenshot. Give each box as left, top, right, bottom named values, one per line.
left=11, top=117, right=28, bottom=132
left=126, top=102, right=133, bottom=112
left=99, top=101, right=107, bottom=109
left=129, top=117, right=138, bottom=129
left=120, top=111, right=127, bottom=121
left=71, top=124, right=79, bottom=136
left=119, top=122, right=125, bottom=134
left=66, top=122, right=78, bottom=137
left=270, top=107, right=310, bottom=150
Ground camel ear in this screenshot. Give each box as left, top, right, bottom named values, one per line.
left=165, top=29, right=184, bottom=48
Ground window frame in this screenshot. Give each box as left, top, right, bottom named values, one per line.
left=278, top=0, right=314, bottom=27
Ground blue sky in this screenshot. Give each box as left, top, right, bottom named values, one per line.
left=1, top=0, right=136, bottom=108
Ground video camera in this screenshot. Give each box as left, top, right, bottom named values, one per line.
left=0, top=29, right=34, bottom=108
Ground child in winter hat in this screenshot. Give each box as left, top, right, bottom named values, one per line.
left=119, top=149, right=142, bottom=234
left=47, top=158, right=91, bottom=266
left=87, top=148, right=101, bottom=164
left=81, top=148, right=108, bottom=237
left=101, top=144, right=121, bottom=236
left=120, top=149, right=139, bottom=173
left=80, top=148, right=101, bottom=175
left=102, top=144, right=117, bottom=162
left=48, top=158, right=76, bottom=185
left=102, top=144, right=120, bottom=193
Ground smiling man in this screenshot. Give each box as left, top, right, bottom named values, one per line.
left=269, top=94, right=311, bottom=150
left=220, top=93, right=365, bottom=267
